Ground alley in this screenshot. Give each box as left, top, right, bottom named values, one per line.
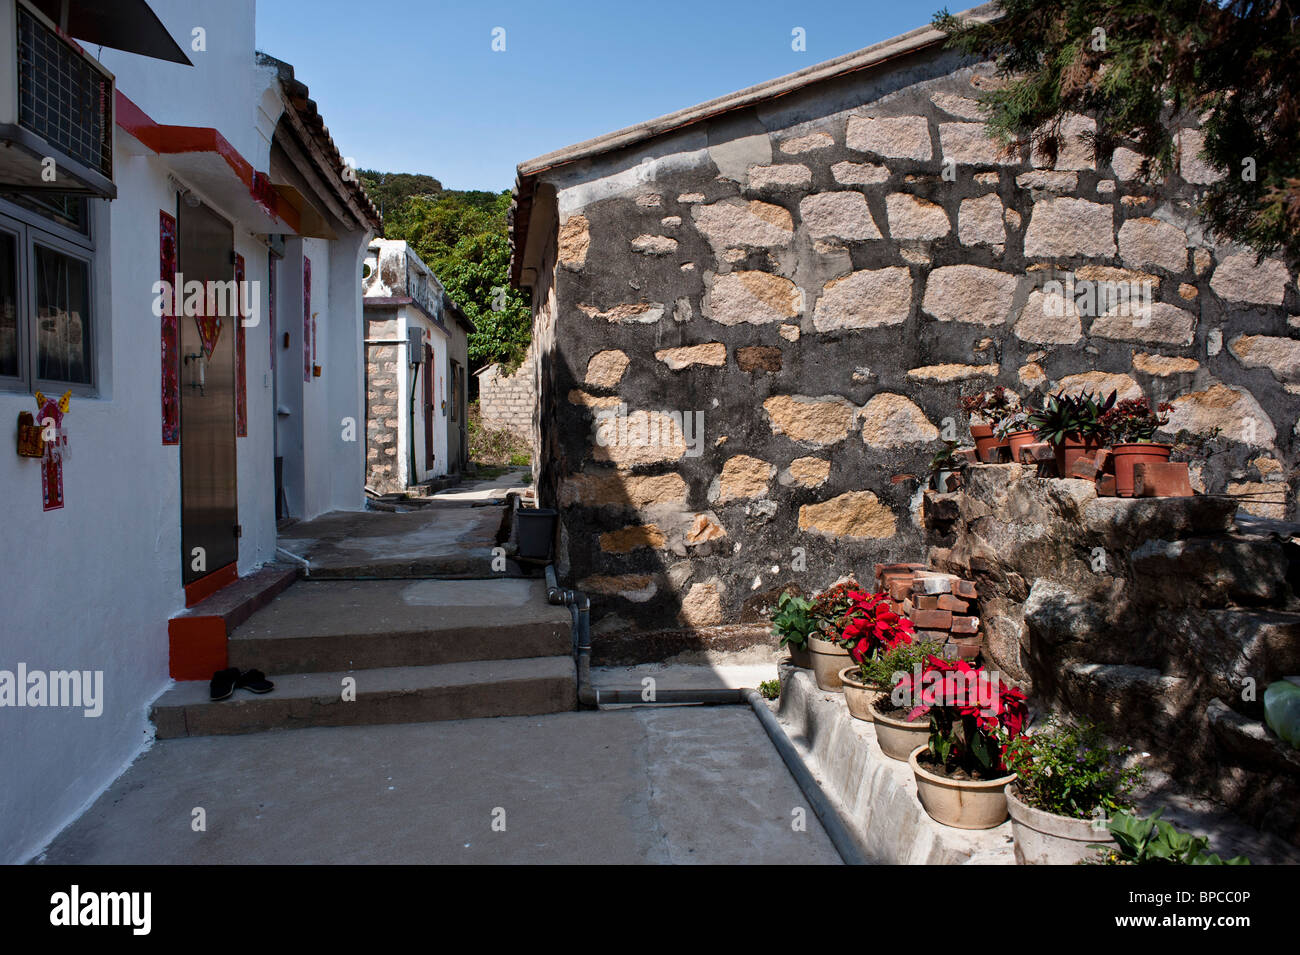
left=37, top=707, right=840, bottom=865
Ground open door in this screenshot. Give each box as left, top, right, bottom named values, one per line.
left=178, top=199, right=238, bottom=586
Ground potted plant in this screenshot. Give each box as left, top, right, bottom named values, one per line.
left=960, top=387, right=1021, bottom=463
left=1093, top=809, right=1250, bottom=865
left=805, top=579, right=863, bottom=691
left=926, top=441, right=967, bottom=492
left=895, top=656, right=1028, bottom=829
left=1000, top=719, right=1144, bottom=864
left=833, top=591, right=920, bottom=721
left=1028, top=389, right=1117, bottom=476
left=995, top=410, right=1037, bottom=465
left=842, top=637, right=931, bottom=724
left=771, top=590, right=817, bottom=669
left=1099, top=397, right=1173, bottom=497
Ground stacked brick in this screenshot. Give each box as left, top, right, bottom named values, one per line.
left=874, top=563, right=983, bottom=661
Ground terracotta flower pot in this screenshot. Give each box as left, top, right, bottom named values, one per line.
left=909, top=746, right=1016, bottom=830
left=1005, top=429, right=1037, bottom=466
left=787, top=642, right=812, bottom=669
left=971, top=424, right=1007, bottom=463
left=808, top=635, right=850, bottom=691
left=1110, top=442, right=1172, bottom=497
left=1054, top=433, right=1104, bottom=477
left=839, top=667, right=887, bottom=722
left=1006, top=786, right=1117, bottom=865
left=870, top=700, right=931, bottom=760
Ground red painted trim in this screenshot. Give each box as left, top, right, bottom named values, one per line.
left=167, top=617, right=227, bottom=680
left=115, top=90, right=301, bottom=232
left=184, top=561, right=238, bottom=608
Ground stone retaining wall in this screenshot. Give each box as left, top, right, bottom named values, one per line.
left=526, top=43, right=1299, bottom=657
left=478, top=343, right=537, bottom=445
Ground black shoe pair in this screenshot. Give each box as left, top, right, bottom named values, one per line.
left=209, top=667, right=275, bottom=701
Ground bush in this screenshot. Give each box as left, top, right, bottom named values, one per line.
left=1003, top=718, right=1142, bottom=820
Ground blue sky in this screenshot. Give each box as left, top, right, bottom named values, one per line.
left=256, top=1, right=946, bottom=192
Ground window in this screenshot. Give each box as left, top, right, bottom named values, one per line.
left=0, top=194, right=96, bottom=393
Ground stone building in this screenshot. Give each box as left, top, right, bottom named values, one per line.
left=509, top=3, right=1299, bottom=662
left=363, top=239, right=472, bottom=492
left=475, top=342, right=537, bottom=446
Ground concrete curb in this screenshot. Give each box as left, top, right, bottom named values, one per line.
left=775, top=665, right=1015, bottom=864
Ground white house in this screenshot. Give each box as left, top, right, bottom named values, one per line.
left=362, top=238, right=472, bottom=493
left=0, top=0, right=380, bottom=862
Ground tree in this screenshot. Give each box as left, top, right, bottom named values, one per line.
left=935, top=1, right=1300, bottom=263
left=368, top=179, right=532, bottom=371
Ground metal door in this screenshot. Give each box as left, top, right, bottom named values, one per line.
left=178, top=200, right=238, bottom=585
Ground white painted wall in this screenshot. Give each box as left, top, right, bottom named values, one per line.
left=0, top=0, right=367, bottom=862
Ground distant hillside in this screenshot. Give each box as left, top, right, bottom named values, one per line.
left=361, top=171, right=531, bottom=373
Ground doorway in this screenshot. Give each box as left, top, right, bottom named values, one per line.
left=178, top=199, right=238, bottom=586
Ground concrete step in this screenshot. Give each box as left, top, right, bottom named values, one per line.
left=151, top=656, right=577, bottom=738
left=168, top=564, right=299, bottom=680
left=226, top=578, right=572, bottom=673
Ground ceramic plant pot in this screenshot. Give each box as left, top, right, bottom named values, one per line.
left=909, top=746, right=1016, bottom=830
left=1005, top=429, right=1037, bottom=466
left=1110, top=442, right=1172, bottom=497
left=1055, top=434, right=1104, bottom=477
left=787, top=642, right=812, bottom=669
left=1006, top=786, right=1116, bottom=865
left=808, top=636, right=850, bottom=691
left=971, top=424, right=1007, bottom=463
left=839, top=668, right=887, bottom=722
left=871, top=700, right=931, bottom=760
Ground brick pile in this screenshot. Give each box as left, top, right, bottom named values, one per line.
left=873, top=563, right=983, bottom=661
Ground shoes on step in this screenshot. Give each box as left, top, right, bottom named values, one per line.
left=236, top=669, right=275, bottom=694
left=209, top=668, right=240, bottom=701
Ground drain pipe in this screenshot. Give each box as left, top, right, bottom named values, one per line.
left=543, top=564, right=867, bottom=865
left=276, top=547, right=311, bottom=578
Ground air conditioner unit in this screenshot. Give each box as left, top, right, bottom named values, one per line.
left=0, top=0, right=115, bottom=198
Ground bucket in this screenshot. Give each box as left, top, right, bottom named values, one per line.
left=516, top=507, right=558, bottom=560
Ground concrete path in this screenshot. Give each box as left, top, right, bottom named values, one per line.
left=37, top=708, right=841, bottom=865
left=431, top=467, right=532, bottom=503
left=277, top=505, right=503, bottom=578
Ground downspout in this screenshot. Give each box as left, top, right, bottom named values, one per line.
left=543, top=563, right=866, bottom=865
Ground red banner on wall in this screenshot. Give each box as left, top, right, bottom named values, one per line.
left=303, top=256, right=312, bottom=383
left=235, top=253, right=248, bottom=437
left=160, top=211, right=179, bottom=445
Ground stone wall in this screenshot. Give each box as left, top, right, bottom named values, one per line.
left=527, top=44, right=1300, bottom=656
left=478, top=342, right=537, bottom=445
left=925, top=464, right=1300, bottom=845
left=365, top=317, right=401, bottom=493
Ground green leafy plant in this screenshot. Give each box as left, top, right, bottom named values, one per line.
left=759, top=679, right=781, bottom=701
left=771, top=591, right=818, bottom=651
left=1028, top=390, right=1117, bottom=446
left=807, top=579, right=864, bottom=641
left=1095, top=809, right=1250, bottom=865
left=1002, top=719, right=1143, bottom=820
left=994, top=410, right=1032, bottom=439
left=1099, top=397, right=1172, bottom=444
left=858, top=638, right=933, bottom=690
left=927, top=441, right=967, bottom=488
left=1264, top=679, right=1300, bottom=749
left=959, top=386, right=1021, bottom=429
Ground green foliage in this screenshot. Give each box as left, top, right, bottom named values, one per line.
left=1097, top=809, right=1251, bottom=865
left=1003, top=718, right=1143, bottom=820
left=1027, top=389, right=1116, bottom=445
left=759, top=679, right=781, bottom=701
left=857, top=639, right=932, bottom=689
left=365, top=172, right=532, bottom=371
left=934, top=2, right=1300, bottom=264
left=807, top=579, right=864, bottom=640
left=771, top=591, right=818, bottom=650
left=358, top=170, right=443, bottom=217
left=467, top=400, right=531, bottom=467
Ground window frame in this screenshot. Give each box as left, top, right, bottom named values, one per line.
left=0, top=194, right=99, bottom=396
